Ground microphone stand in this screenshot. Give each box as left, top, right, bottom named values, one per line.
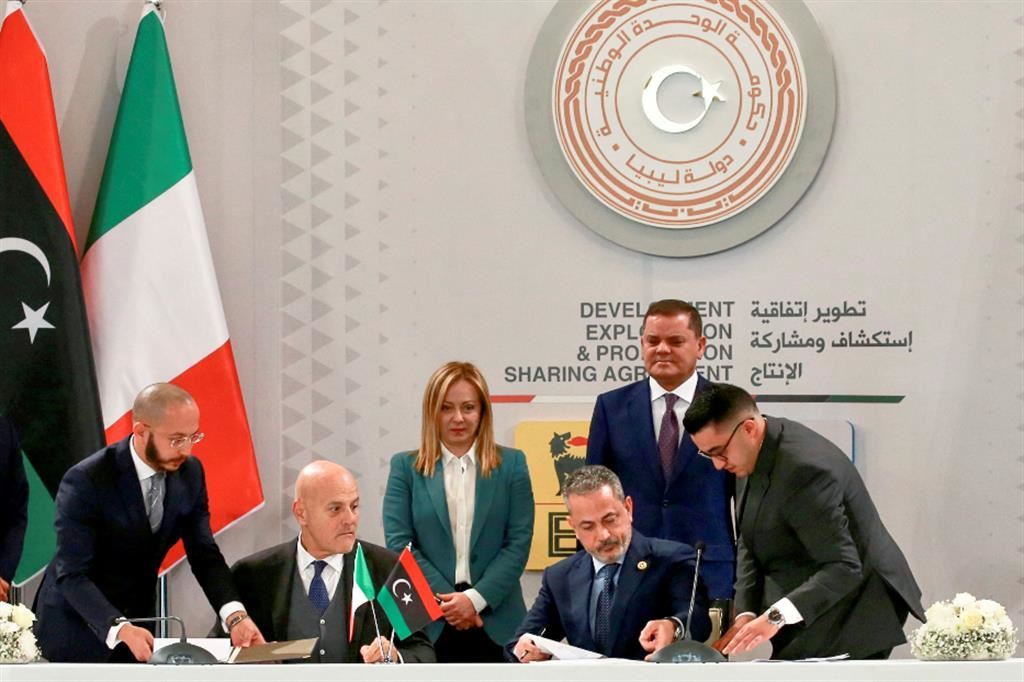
left=647, top=542, right=726, bottom=663
left=113, top=616, right=219, bottom=665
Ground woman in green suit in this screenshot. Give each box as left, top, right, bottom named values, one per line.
left=383, top=361, right=534, bottom=662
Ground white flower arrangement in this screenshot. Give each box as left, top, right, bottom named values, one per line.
left=910, top=593, right=1018, bottom=661
left=0, top=602, right=40, bottom=663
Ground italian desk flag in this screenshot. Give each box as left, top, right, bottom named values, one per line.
left=349, top=543, right=375, bottom=642
left=80, top=1, right=262, bottom=572
left=0, top=0, right=105, bottom=584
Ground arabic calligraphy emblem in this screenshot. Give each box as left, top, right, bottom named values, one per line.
left=552, top=0, right=807, bottom=229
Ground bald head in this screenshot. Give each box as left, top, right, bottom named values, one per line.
left=132, top=383, right=195, bottom=424
left=292, top=460, right=360, bottom=558
left=130, top=383, right=200, bottom=473
left=295, top=460, right=357, bottom=502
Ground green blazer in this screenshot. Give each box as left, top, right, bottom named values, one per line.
left=382, top=446, right=534, bottom=645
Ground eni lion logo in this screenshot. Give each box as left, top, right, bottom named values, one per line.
left=548, top=431, right=588, bottom=495
left=516, top=421, right=591, bottom=569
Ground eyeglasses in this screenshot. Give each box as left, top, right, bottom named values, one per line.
left=167, top=432, right=205, bottom=449
left=697, top=417, right=753, bottom=463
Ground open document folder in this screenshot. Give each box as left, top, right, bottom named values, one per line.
left=528, top=634, right=603, bottom=660
left=154, top=637, right=318, bottom=664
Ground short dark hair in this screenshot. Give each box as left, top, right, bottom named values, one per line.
left=642, top=299, right=703, bottom=336
left=683, top=382, right=758, bottom=433
left=562, top=465, right=625, bottom=504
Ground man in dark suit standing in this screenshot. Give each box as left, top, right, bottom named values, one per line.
left=684, top=383, right=924, bottom=659
left=34, top=383, right=264, bottom=662
left=509, top=466, right=710, bottom=662
left=0, top=416, right=28, bottom=602
left=586, top=300, right=735, bottom=602
left=222, top=460, right=434, bottom=663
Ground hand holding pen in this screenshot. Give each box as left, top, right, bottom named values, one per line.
left=513, top=628, right=550, bottom=663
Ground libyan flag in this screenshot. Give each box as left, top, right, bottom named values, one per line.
left=80, top=1, right=263, bottom=573
left=0, top=1, right=105, bottom=585
left=376, top=547, right=444, bottom=640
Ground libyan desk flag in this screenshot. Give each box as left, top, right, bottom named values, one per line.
left=80, top=0, right=263, bottom=573
left=376, top=547, right=444, bottom=640
left=0, top=0, right=106, bottom=584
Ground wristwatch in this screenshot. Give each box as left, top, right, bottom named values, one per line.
left=669, top=616, right=684, bottom=640
left=766, top=607, right=785, bottom=628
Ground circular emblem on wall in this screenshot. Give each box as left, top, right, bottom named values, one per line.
left=526, top=0, right=836, bottom=256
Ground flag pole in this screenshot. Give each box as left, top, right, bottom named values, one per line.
left=368, top=599, right=387, bottom=661
left=386, top=628, right=396, bottom=664
left=156, top=575, right=169, bottom=637
left=361, top=542, right=388, bottom=662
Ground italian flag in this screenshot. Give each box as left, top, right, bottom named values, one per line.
left=81, top=2, right=262, bottom=572
left=350, top=543, right=375, bottom=642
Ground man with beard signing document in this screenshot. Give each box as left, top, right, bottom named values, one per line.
left=508, top=466, right=710, bottom=662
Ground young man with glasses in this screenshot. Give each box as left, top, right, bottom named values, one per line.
left=684, top=382, right=924, bottom=660
left=35, top=383, right=265, bottom=662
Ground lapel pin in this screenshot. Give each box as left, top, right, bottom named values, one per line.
left=637, top=560, right=648, bottom=571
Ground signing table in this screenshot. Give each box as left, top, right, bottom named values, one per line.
left=1, top=659, right=1022, bottom=682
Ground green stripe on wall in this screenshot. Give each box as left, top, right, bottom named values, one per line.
left=14, top=453, right=55, bottom=585
left=84, top=10, right=192, bottom=251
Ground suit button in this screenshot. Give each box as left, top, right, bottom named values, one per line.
left=320, top=619, right=325, bottom=625
left=320, top=649, right=326, bottom=656
left=662, top=499, right=669, bottom=508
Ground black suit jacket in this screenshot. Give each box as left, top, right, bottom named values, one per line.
left=506, top=531, right=711, bottom=661
left=223, top=538, right=434, bottom=663
left=34, top=436, right=239, bottom=662
left=0, top=417, right=27, bottom=583
left=586, top=376, right=736, bottom=598
left=736, top=417, right=925, bottom=659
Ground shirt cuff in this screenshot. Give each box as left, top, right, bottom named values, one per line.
left=668, top=616, right=684, bottom=640
left=769, top=598, right=803, bottom=625
left=220, top=601, right=246, bottom=632
left=106, top=622, right=127, bottom=649
left=463, top=588, right=488, bottom=614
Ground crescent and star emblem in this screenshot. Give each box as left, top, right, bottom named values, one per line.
left=0, top=237, right=55, bottom=344
left=391, top=578, right=414, bottom=605
left=641, top=65, right=726, bottom=134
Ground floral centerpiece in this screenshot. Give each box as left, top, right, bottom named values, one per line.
left=910, top=592, right=1018, bottom=661
left=0, top=602, right=40, bottom=663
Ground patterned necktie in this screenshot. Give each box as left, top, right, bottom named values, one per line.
left=146, top=473, right=165, bottom=532
left=593, top=563, right=619, bottom=654
left=658, top=394, right=679, bottom=479
left=308, top=560, right=330, bottom=614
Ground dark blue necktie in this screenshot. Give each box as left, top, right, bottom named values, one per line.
left=593, top=563, right=619, bottom=654
left=308, top=560, right=330, bottom=614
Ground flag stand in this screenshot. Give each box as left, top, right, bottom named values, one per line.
left=156, top=575, right=169, bottom=637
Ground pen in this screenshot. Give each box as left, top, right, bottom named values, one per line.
left=518, top=628, right=547, bottom=660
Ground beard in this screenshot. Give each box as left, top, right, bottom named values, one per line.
left=144, top=435, right=184, bottom=472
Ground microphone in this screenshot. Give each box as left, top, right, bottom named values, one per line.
left=113, top=616, right=219, bottom=665
left=684, top=541, right=705, bottom=640
left=647, top=541, right=725, bottom=664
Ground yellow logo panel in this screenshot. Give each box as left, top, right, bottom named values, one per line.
left=515, top=421, right=590, bottom=570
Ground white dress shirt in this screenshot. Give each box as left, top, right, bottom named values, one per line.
left=441, top=444, right=487, bottom=614
left=296, top=534, right=344, bottom=600
left=106, top=438, right=244, bottom=649
left=649, top=372, right=699, bottom=444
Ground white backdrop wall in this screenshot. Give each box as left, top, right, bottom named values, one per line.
left=9, top=0, right=1023, bottom=657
